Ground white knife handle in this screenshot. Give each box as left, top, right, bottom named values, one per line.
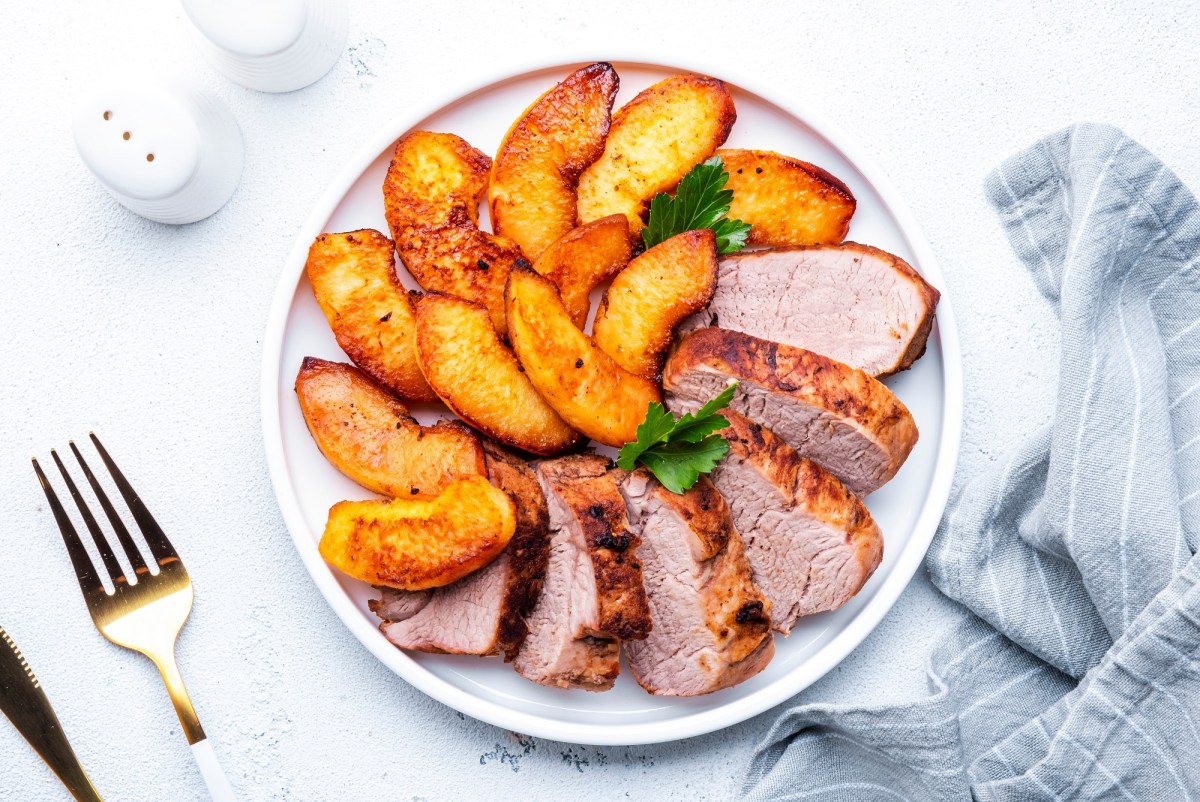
left=190, top=739, right=237, bottom=801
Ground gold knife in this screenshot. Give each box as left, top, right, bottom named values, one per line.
left=0, top=625, right=103, bottom=801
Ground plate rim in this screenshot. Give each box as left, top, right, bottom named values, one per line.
left=260, top=55, right=964, bottom=746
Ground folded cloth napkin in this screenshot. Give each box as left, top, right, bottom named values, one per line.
left=742, top=123, right=1200, bottom=801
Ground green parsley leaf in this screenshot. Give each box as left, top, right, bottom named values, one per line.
left=710, top=215, right=752, bottom=254
left=641, top=157, right=751, bottom=254
left=665, top=412, right=729, bottom=445
left=670, top=381, right=738, bottom=442
left=616, top=402, right=675, bottom=470
left=616, top=382, right=739, bottom=492
left=637, top=436, right=731, bottom=494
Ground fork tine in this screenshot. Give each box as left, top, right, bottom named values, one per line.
left=87, top=433, right=180, bottom=566
left=69, top=440, right=149, bottom=576
left=32, top=458, right=108, bottom=598
left=50, top=449, right=127, bottom=585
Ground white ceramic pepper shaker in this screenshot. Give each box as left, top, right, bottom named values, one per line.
left=180, top=0, right=348, bottom=93
left=72, top=80, right=244, bottom=225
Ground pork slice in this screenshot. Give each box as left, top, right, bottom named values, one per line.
left=683, top=244, right=940, bottom=376
left=373, top=442, right=550, bottom=659
left=481, top=442, right=553, bottom=658
left=513, top=454, right=651, bottom=691
left=369, top=587, right=430, bottom=622
left=620, top=472, right=774, bottom=696
left=376, top=564, right=511, bottom=655
left=663, top=327, right=917, bottom=495
left=711, top=411, right=883, bottom=634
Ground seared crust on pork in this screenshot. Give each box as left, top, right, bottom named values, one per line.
left=621, top=472, right=773, bottom=695
left=663, top=327, right=918, bottom=495
left=482, top=441, right=552, bottom=660
left=513, top=454, right=651, bottom=690
left=536, top=455, right=651, bottom=641
left=712, top=411, right=883, bottom=633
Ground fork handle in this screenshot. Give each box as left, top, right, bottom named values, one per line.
left=191, top=739, right=237, bottom=801
left=154, top=655, right=237, bottom=800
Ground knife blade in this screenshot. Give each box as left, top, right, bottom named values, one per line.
left=0, top=625, right=102, bottom=801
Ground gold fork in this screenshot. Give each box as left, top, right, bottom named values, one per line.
left=33, top=434, right=236, bottom=801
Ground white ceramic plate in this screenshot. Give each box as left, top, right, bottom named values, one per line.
left=261, top=60, right=962, bottom=746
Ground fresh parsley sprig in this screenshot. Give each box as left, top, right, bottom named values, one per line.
left=616, top=382, right=738, bottom=493
left=641, top=157, right=751, bottom=254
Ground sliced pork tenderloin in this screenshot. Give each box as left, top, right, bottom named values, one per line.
left=513, top=454, right=651, bottom=691
left=369, top=587, right=430, bottom=623
left=373, top=442, right=550, bottom=659
left=683, top=244, right=940, bottom=376
left=710, top=411, right=883, bottom=634
left=620, top=471, right=774, bottom=696
left=663, top=327, right=917, bottom=495
left=375, top=567, right=514, bottom=656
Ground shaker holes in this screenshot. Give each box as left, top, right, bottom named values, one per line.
left=146, top=154, right=154, bottom=162
left=103, top=111, right=111, bottom=120
left=122, top=132, right=131, bottom=140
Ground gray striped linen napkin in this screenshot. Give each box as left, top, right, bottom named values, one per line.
left=742, top=123, right=1200, bottom=801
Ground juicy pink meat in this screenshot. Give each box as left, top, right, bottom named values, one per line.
left=512, top=454, right=649, bottom=691
left=663, top=327, right=918, bottom=496
left=710, top=411, right=884, bottom=634
left=620, top=471, right=774, bottom=696
left=683, top=243, right=940, bottom=376
left=371, top=443, right=550, bottom=660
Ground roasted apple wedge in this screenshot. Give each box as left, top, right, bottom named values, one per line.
left=531, top=215, right=632, bottom=329
left=593, top=229, right=718, bottom=380
left=320, top=476, right=517, bottom=590
left=490, top=62, right=619, bottom=261
left=295, top=357, right=485, bottom=498
left=413, top=293, right=583, bottom=455
left=505, top=264, right=662, bottom=447
left=305, top=229, right=436, bottom=402
left=719, top=149, right=856, bottom=247
left=576, top=73, right=736, bottom=234
left=383, top=131, right=526, bottom=335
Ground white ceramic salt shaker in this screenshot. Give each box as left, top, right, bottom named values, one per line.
left=72, top=80, right=244, bottom=225
left=181, top=0, right=348, bottom=93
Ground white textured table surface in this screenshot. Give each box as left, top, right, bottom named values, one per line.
left=2, top=2, right=1197, bottom=800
